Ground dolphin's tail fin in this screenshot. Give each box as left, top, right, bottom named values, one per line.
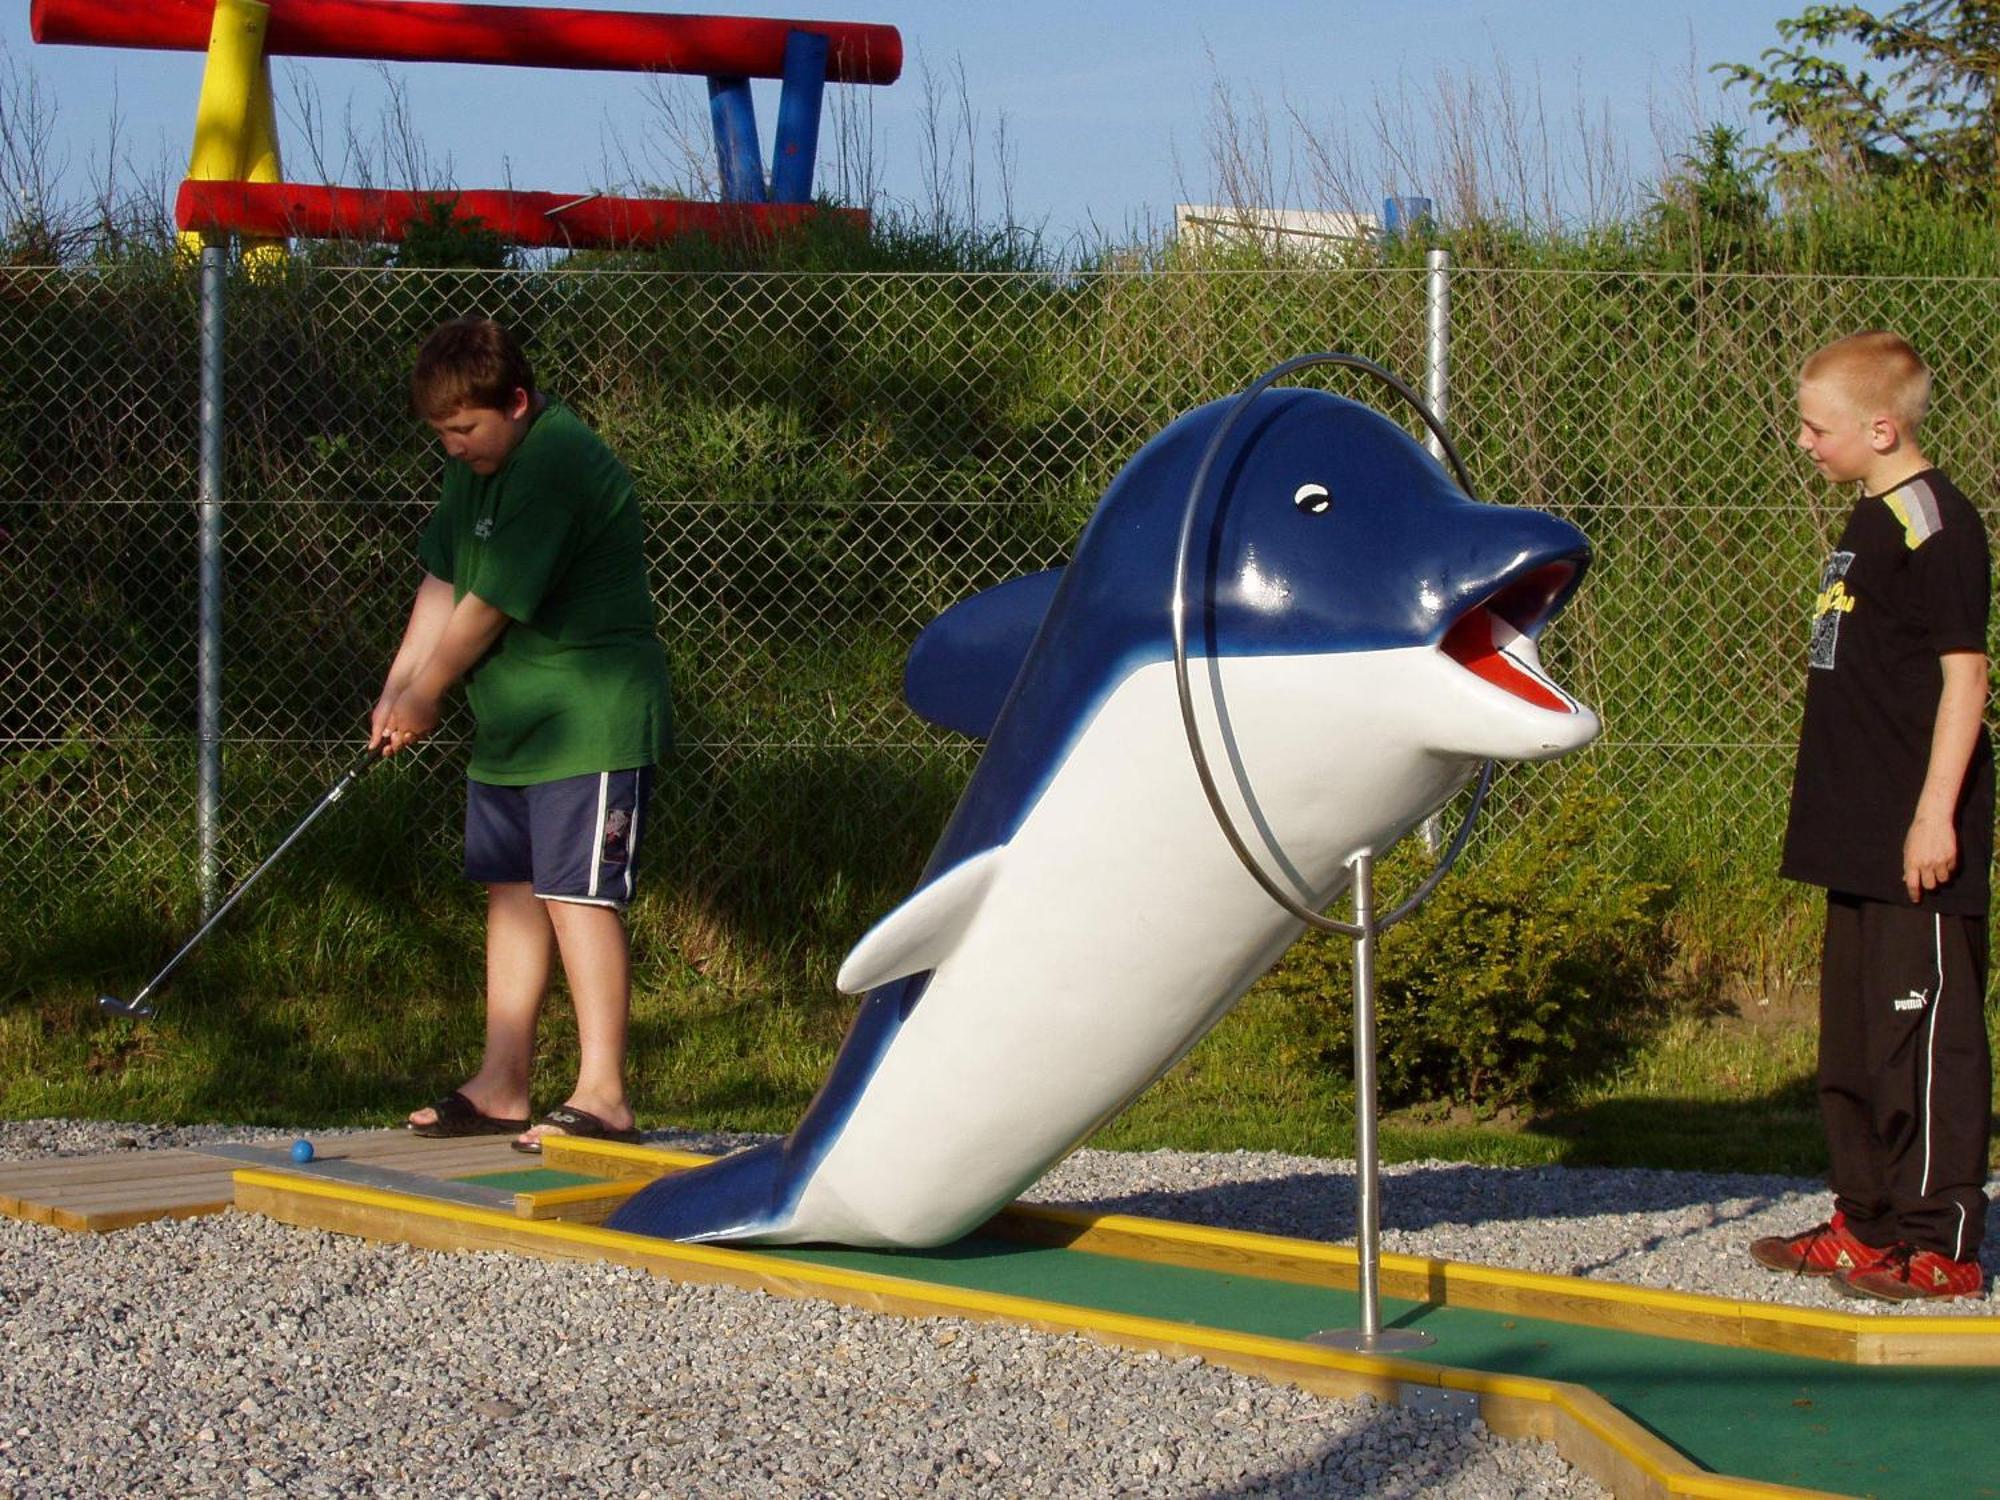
left=606, top=1140, right=796, bottom=1244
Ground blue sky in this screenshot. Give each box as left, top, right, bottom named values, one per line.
left=6, top=1, right=1826, bottom=238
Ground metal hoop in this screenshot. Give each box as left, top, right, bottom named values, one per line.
left=1168, top=352, right=1495, bottom=939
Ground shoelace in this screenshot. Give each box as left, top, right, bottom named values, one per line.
left=1776, top=1222, right=1835, bottom=1278
left=1875, top=1243, right=1918, bottom=1282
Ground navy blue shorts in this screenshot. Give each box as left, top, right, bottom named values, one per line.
left=464, top=768, right=654, bottom=907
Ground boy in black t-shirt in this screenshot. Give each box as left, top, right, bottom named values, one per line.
left=1753, top=331, right=1994, bottom=1300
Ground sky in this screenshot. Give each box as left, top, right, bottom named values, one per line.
left=4, top=1, right=1834, bottom=240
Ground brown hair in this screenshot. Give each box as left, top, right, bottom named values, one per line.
left=408, top=317, right=535, bottom=419
left=1800, top=330, right=1932, bottom=429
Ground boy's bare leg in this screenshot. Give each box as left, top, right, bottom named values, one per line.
left=407, top=882, right=550, bottom=1128
left=516, top=899, right=635, bottom=1147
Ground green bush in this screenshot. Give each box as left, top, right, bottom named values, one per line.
left=1265, top=790, right=1673, bottom=1111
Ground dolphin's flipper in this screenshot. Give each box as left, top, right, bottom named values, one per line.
left=903, top=568, right=1065, bottom=737
left=606, top=1139, right=795, bottom=1242
left=835, top=847, right=1003, bottom=994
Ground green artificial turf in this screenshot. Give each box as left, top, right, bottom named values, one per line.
left=773, top=1236, right=1999, bottom=1500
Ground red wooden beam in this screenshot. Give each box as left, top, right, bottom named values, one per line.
left=176, top=178, right=867, bottom=248
left=34, top=0, right=902, bottom=84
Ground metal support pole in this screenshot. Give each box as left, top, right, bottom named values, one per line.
left=197, top=242, right=226, bottom=916
left=1352, top=850, right=1384, bottom=1336
left=1419, top=246, right=1452, bottom=854
left=1422, top=247, right=1450, bottom=465
left=1308, top=849, right=1434, bottom=1353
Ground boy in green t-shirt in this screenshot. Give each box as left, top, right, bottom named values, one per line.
left=373, top=318, right=673, bottom=1154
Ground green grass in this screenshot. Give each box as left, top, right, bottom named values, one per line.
left=0, top=737, right=1982, bottom=1180
left=0, top=937, right=1849, bottom=1177
left=0, top=811, right=1927, bottom=1181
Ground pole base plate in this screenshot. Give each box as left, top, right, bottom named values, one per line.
left=1303, top=1327, right=1437, bottom=1353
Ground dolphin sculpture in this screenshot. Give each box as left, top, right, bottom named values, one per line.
left=610, top=386, right=1601, bottom=1248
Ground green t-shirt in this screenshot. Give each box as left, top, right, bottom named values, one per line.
left=418, top=399, right=673, bottom=785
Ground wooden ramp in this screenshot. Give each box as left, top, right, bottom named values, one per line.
left=0, top=1131, right=529, bottom=1232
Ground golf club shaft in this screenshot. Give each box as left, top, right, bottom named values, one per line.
left=120, top=747, right=380, bottom=1014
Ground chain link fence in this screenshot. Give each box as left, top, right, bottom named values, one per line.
left=6, top=261, right=2000, bottom=967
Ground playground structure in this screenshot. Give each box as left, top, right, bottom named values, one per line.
left=32, top=0, right=902, bottom=251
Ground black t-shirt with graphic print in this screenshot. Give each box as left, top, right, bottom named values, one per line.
left=1781, top=468, right=1994, bottom=914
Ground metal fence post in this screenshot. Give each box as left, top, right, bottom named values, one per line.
left=1420, top=246, right=1452, bottom=853
left=197, top=243, right=226, bottom=915
left=1423, top=247, right=1450, bottom=463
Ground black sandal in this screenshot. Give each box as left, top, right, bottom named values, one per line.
left=511, top=1104, right=642, bottom=1155
left=408, top=1090, right=531, bottom=1138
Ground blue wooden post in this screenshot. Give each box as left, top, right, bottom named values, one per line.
left=1382, top=196, right=1433, bottom=238
left=708, top=76, right=768, bottom=202
left=770, top=29, right=829, bottom=203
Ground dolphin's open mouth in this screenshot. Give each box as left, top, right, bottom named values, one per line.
left=1438, top=561, right=1581, bottom=713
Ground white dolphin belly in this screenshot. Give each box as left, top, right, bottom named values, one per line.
left=779, top=648, right=1484, bottom=1246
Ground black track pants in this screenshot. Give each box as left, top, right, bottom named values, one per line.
left=1819, top=892, right=1993, bottom=1260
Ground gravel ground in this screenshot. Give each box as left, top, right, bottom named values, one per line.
left=4, top=1120, right=1994, bottom=1498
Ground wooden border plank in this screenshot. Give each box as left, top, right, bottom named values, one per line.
left=0, top=1149, right=225, bottom=1188
left=523, top=1139, right=1998, bottom=1368
left=512, top=1179, right=644, bottom=1222
left=231, top=1169, right=1841, bottom=1500
left=13, top=1133, right=1994, bottom=1373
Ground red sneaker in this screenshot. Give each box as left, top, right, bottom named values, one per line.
left=1841, top=1245, right=1985, bottom=1302
left=1748, top=1212, right=1894, bottom=1276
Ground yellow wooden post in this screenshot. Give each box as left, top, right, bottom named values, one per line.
left=239, top=54, right=288, bottom=275
left=183, top=0, right=287, bottom=269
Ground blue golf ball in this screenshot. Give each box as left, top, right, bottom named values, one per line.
left=290, top=1138, right=315, bottom=1164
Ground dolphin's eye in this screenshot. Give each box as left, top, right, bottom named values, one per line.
left=1293, top=483, right=1331, bottom=516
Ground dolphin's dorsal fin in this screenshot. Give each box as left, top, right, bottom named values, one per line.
left=835, top=847, right=1003, bottom=995
left=903, top=569, right=1065, bottom=738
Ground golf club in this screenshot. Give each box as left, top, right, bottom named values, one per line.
left=98, top=745, right=382, bottom=1018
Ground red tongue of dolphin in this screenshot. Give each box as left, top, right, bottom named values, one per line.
left=1440, top=608, right=1572, bottom=712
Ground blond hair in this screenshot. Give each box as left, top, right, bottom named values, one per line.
left=1800, top=331, right=1932, bottom=429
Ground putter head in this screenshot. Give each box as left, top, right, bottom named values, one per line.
left=97, top=994, right=154, bottom=1019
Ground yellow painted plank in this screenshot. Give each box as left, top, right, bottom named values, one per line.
left=230, top=1169, right=1843, bottom=1500
left=19, top=1131, right=1979, bottom=1373
left=498, top=1138, right=2000, bottom=1366
left=536, top=1137, right=709, bottom=1178
left=1000, top=1204, right=1983, bottom=1366
left=513, top=1179, right=645, bottom=1222
left=1852, top=1323, right=2000, bottom=1366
